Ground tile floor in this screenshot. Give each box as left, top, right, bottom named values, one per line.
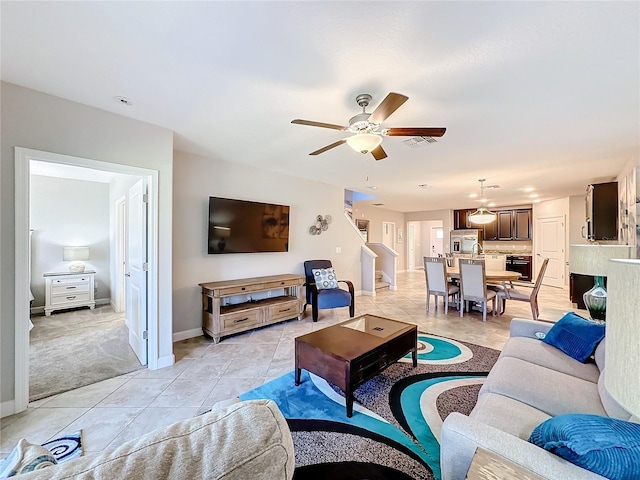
left=1, top=271, right=579, bottom=455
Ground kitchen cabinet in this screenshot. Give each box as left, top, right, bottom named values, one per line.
left=453, top=209, right=474, bottom=229
left=455, top=207, right=532, bottom=240
left=498, top=209, right=532, bottom=241
left=586, top=181, right=618, bottom=241
left=497, top=211, right=514, bottom=240
left=483, top=220, right=498, bottom=241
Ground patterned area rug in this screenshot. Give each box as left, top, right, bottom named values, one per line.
left=42, top=431, right=83, bottom=463
left=240, top=333, right=500, bottom=480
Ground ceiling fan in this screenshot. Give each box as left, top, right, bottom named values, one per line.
left=291, top=92, right=446, bottom=161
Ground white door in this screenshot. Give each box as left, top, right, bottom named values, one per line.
left=126, top=179, right=148, bottom=365
left=535, top=215, right=565, bottom=288
left=382, top=222, right=395, bottom=250
left=431, top=227, right=444, bottom=256
left=407, top=223, right=416, bottom=270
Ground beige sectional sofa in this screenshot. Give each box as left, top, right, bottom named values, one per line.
left=17, top=399, right=295, bottom=480
left=441, top=318, right=634, bottom=480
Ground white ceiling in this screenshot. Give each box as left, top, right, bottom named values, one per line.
left=2, top=1, right=638, bottom=212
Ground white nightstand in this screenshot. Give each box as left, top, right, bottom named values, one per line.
left=43, top=271, right=96, bottom=316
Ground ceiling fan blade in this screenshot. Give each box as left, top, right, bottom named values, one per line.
left=371, top=145, right=387, bottom=161
left=291, top=119, right=347, bottom=131
left=309, top=139, right=346, bottom=155
left=384, top=127, right=446, bottom=137
left=369, top=92, right=409, bottom=124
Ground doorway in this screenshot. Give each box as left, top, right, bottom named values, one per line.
left=14, top=147, right=160, bottom=413
left=535, top=215, right=566, bottom=288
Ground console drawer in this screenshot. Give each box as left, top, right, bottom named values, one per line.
left=218, top=283, right=266, bottom=296
left=51, top=282, right=90, bottom=295
left=268, top=300, right=299, bottom=321
left=222, top=309, right=260, bottom=330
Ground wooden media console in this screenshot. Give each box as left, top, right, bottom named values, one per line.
left=199, top=273, right=305, bottom=343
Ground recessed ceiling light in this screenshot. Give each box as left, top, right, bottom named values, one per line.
left=533, top=199, right=541, bottom=203
left=524, top=187, right=534, bottom=192
left=487, top=202, right=496, bottom=207
left=418, top=183, right=431, bottom=188
left=114, top=96, right=133, bottom=106
left=469, top=193, right=478, bottom=198
left=366, top=185, right=378, bottom=190
left=479, top=198, right=488, bottom=204
left=529, top=193, right=538, bottom=198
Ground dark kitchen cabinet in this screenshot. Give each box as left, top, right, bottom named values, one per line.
left=586, top=182, right=618, bottom=241
left=497, top=211, right=514, bottom=240
left=513, top=209, right=532, bottom=240
left=453, top=209, right=475, bottom=229
left=498, top=209, right=532, bottom=241
left=483, top=220, right=498, bottom=241
left=455, top=207, right=532, bottom=241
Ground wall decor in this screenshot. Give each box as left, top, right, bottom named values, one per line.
left=309, top=215, right=331, bottom=235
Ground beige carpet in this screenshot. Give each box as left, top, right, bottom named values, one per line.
left=29, top=305, right=145, bottom=402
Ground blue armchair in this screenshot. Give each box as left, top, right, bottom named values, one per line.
left=303, top=260, right=355, bottom=322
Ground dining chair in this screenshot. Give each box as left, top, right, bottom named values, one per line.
left=423, top=256, right=459, bottom=314
left=458, top=259, right=497, bottom=322
left=497, top=258, right=549, bottom=320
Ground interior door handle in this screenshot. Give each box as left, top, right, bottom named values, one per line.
left=125, top=272, right=131, bottom=277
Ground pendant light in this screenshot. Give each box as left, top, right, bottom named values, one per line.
left=468, top=179, right=497, bottom=225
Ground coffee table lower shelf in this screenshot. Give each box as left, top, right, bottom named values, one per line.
left=294, top=314, right=417, bottom=417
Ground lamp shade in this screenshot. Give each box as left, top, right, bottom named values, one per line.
left=346, top=133, right=382, bottom=154
left=569, top=245, right=633, bottom=276
left=63, top=246, right=90, bottom=261
left=604, top=258, right=640, bottom=417
left=468, top=207, right=496, bottom=225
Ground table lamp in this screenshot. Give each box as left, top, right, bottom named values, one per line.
left=569, top=244, right=633, bottom=321
left=604, top=258, right=640, bottom=419
left=63, top=246, right=90, bottom=273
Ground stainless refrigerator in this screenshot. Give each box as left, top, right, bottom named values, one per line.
left=450, top=229, right=483, bottom=254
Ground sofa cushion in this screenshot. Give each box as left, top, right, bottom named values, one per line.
left=500, top=336, right=600, bottom=383
left=312, top=268, right=338, bottom=290
left=480, top=357, right=607, bottom=417
left=17, top=399, right=294, bottom=480
left=529, top=414, right=640, bottom=480
left=542, top=312, right=605, bottom=363
left=471, top=392, right=551, bottom=441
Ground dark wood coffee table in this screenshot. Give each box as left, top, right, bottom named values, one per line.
left=294, top=314, right=417, bottom=417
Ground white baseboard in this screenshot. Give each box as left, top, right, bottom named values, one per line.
left=390, top=285, right=398, bottom=291
left=172, top=327, right=204, bottom=343
left=360, top=291, right=376, bottom=296
left=1, top=399, right=16, bottom=419
left=30, top=297, right=110, bottom=315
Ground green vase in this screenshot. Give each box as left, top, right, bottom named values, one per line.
left=583, top=276, right=607, bottom=321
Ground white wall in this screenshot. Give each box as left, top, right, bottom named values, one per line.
left=352, top=203, right=406, bottom=270
left=30, top=175, right=111, bottom=306
left=1, top=82, right=173, bottom=405
left=172, top=151, right=364, bottom=337
left=405, top=209, right=453, bottom=252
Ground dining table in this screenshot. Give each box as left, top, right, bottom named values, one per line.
left=446, top=268, right=521, bottom=283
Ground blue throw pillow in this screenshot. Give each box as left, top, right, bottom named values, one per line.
left=529, top=414, right=640, bottom=480
left=542, top=311, right=605, bottom=363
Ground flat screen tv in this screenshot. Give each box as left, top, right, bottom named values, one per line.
left=208, top=197, right=290, bottom=254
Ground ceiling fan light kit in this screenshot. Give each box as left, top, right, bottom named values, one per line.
left=469, top=179, right=497, bottom=225
left=346, top=133, right=383, bottom=154
left=291, top=92, right=446, bottom=161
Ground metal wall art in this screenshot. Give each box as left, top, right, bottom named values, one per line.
left=309, top=215, right=332, bottom=235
